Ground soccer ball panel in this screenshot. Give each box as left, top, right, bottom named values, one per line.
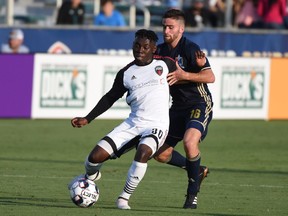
left=69, top=176, right=100, bottom=208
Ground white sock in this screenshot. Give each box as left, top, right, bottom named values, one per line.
left=119, top=160, right=147, bottom=200
left=84, top=157, right=102, bottom=180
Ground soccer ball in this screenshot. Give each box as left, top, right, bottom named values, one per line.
left=69, top=176, right=100, bottom=208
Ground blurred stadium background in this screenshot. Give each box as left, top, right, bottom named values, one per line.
left=1, top=0, right=234, bottom=27
left=0, top=1, right=288, bottom=215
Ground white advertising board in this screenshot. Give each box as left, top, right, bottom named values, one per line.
left=208, top=57, right=271, bottom=119
left=32, top=55, right=271, bottom=120
left=32, top=54, right=133, bottom=119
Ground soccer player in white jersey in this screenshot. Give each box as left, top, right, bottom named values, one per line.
left=70, top=29, right=177, bottom=209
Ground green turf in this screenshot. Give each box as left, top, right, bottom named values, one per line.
left=0, top=119, right=287, bottom=216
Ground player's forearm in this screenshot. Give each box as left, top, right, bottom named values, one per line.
left=85, top=95, right=115, bottom=123
left=185, top=68, right=215, bottom=83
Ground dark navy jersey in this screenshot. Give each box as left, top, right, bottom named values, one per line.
left=157, top=36, right=213, bottom=108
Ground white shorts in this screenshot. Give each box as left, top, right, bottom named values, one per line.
left=97, top=121, right=168, bottom=158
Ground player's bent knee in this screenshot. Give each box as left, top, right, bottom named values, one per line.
left=154, top=153, right=170, bottom=163
left=88, top=145, right=110, bottom=163
left=154, top=145, right=174, bottom=163
left=134, top=144, right=153, bottom=163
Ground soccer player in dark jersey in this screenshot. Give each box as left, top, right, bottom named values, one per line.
left=154, top=9, right=215, bottom=209
left=70, top=29, right=178, bottom=209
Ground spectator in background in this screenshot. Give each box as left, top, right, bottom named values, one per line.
left=56, top=0, right=85, bottom=25
left=234, top=0, right=262, bottom=29
left=165, top=0, right=183, bottom=9
left=1, top=29, right=29, bottom=54
left=184, top=0, right=212, bottom=27
left=257, top=0, right=287, bottom=29
left=284, top=3, right=288, bottom=29
left=94, top=0, right=127, bottom=27
left=208, top=0, right=226, bottom=27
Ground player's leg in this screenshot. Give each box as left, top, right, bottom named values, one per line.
left=86, top=121, right=137, bottom=181
left=117, top=144, right=152, bottom=209
left=154, top=141, right=209, bottom=193
left=183, top=103, right=213, bottom=209
left=154, top=109, right=186, bottom=168
left=154, top=143, right=186, bottom=168
left=68, top=144, right=109, bottom=189
left=155, top=144, right=209, bottom=177
left=183, top=128, right=202, bottom=209
left=117, top=128, right=166, bottom=210
left=85, top=144, right=110, bottom=181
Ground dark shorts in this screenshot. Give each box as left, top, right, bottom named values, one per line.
left=165, top=102, right=213, bottom=147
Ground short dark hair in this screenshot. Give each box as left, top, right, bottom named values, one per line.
left=100, top=0, right=113, bottom=7
left=135, top=29, right=158, bottom=43
left=162, top=9, right=185, bottom=23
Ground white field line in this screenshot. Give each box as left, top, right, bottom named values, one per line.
left=1, top=174, right=288, bottom=189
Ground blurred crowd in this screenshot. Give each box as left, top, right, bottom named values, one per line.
left=233, top=0, right=288, bottom=29
left=52, top=0, right=288, bottom=29
left=1, top=0, right=287, bottom=54
left=0, top=0, right=287, bottom=29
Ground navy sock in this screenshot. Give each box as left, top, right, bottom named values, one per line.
left=167, top=150, right=186, bottom=169
left=186, top=154, right=201, bottom=195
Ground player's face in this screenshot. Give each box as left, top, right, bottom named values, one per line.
left=132, top=37, right=156, bottom=66
left=162, top=18, right=184, bottom=45
left=9, top=38, right=22, bottom=49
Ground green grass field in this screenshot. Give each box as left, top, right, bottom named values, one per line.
left=0, top=119, right=287, bottom=216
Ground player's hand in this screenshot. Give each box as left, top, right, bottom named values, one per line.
left=195, top=50, right=206, bottom=67
left=167, top=60, right=189, bottom=86
left=71, top=117, right=88, bottom=128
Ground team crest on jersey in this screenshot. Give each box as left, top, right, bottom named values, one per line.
left=155, top=66, right=163, bottom=76
left=177, top=54, right=185, bottom=69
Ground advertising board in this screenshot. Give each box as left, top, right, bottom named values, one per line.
left=32, top=55, right=271, bottom=120
left=32, top=54, right=133, bottom=119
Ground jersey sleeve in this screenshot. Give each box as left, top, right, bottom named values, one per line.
left=85, top=70, right=127, bottom=122
left=201, top=57, right=211, bottom=71
left=186, top=43, right=211, bottom=72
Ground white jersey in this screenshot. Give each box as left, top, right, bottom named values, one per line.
left=123, top=59, right=170, bottom=127
left=85, top=55, right=176, bottom=128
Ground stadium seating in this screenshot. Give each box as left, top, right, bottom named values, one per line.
left=0, top=0, right=174, bottom=27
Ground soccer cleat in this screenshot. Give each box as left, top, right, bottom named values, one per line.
left=86, top=171, right=102, bottom=181
left=183, top=194, right=197, bottom=209
left=198, top=166, right=209, bottom=192
left=116, top=197, right=131, bottom=210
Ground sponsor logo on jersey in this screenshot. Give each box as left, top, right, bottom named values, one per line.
left=40, top=65, right=87, bottom=108
left=221, top=67, right=264, bottom=108
left=155, top=66, right=163, bottom=76
left=131, top=79, right=159, bottom=90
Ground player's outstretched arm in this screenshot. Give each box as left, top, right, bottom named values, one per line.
left=71, top=117, right=88, bottom=128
